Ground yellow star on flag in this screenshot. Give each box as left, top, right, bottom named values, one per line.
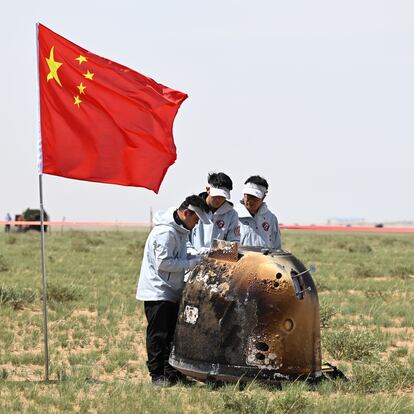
left=83, top=70, right=94, bottom=80
left=46, top=46, right=62, bottom=87
left=74, top=95, right=82, bottom=108
left=75, top=55, right=87, bottom=64
left=77, top=82, right=86, bottom=94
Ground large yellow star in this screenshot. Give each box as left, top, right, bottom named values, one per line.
left=77, top=82, right=86, bottom=94
left=74, top=95, right=82, bottom=108
left=46, top=46, right=62, bottom=87
left=75, top=55, right=87, bottom=64
left=83, top=70, right=94, bottom=80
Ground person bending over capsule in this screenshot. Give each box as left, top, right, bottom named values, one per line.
left=136, top=195, right=210, bottom=387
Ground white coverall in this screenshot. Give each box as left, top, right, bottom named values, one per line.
left=136, top=208, right=200, bottom=303
left=236, top=201, right=281, bottom=250
left=189, top=200, right=240, bottom=254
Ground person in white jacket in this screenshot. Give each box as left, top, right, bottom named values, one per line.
left=136, top=195, right=210, bottom=387
left=236, top=176, right=282, bottom=250
left=189, top=172, right=240, bottom=255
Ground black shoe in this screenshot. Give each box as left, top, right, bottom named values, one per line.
left=152, top=376, right=173, bottom=387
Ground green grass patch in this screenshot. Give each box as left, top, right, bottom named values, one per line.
left=0, top=254, right=10, bottom=272
left=323, top=329, right=384, bottom=361
left=0, top=229, right=413, bottom=412
left=46, top=283, right=83, bottom=302
left=0, top=286, right=38, bottom=309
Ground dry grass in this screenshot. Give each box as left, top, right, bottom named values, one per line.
left=0, top=230, right=413, bottom=413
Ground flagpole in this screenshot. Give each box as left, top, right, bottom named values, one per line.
left=36, top=22, right=49, bottom=381
left=39, top=174, right=49, bottom=381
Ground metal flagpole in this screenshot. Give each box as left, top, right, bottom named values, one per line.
left=36, top=22, right=49, bottom=381
left=39, top=174, right=49, bottom=381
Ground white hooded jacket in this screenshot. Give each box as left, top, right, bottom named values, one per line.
left=136, top=208, right=199, bottom=303
left=236, top=201, right=282, bottom=250
left=189, top=197, right=240, bottom=254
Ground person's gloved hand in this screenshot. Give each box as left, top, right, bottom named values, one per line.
left=199, top=247, right=210, bottom=255
left=187, top=257, right=201, bottom=270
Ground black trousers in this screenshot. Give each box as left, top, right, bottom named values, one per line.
left=144, top=300, right=180, bottom=379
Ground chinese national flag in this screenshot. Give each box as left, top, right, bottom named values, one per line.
left=37, top=24, right=187, bottom=192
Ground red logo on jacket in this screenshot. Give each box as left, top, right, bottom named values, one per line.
left=262, top=222, right=270, bottom=231
left=216, top=220, right=225, bottom=229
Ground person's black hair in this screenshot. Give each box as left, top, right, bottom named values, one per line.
left=179, top=195, right=209, bottom=212
left=207, top=172, right=233, bottom=191
left=244, top=175, right=269, bottom=190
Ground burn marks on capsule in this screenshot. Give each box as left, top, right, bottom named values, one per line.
left=246, top=335, right=283, bottom=369
left=256, top=341, right=269, bottom=352
left=171, top=241, right=321, bottom=383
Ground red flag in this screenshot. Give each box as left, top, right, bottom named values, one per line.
left=37, top=24, right=187, bottom=192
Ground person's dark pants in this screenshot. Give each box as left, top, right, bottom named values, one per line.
left=5, top=224, right=10, bottom=233
left=144, top=300, right=181, bottom=380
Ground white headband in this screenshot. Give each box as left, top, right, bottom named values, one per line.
left=243, top=182, right=267, bottom=199
left=209, top=186, right=231, bottom=200
left=188, top=204, right=211, bottom=224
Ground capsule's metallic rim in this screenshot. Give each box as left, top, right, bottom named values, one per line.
left=169, top=352, right=322, bottom=384
left=238, top=247, right=292, bottom=257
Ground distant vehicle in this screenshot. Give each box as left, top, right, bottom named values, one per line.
left=15, top=208, right=49, bottom=232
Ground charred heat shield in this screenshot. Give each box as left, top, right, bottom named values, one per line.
left=169, top=240, right=321, bottom=384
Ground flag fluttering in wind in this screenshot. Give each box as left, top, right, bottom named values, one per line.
left=37, top=24, right=187, bottom=192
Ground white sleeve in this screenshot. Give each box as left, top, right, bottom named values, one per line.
left=154, top=231, right=192, bottom=272
left=225, top=210, right=240, bottom=242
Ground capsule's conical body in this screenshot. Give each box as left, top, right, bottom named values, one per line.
left=170, top=241, right=321, bottom=384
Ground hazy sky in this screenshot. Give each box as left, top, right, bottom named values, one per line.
left=2, top=1, right=413, bottom=224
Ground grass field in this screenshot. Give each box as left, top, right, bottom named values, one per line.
left=0, top=229, right=413, bottom=413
